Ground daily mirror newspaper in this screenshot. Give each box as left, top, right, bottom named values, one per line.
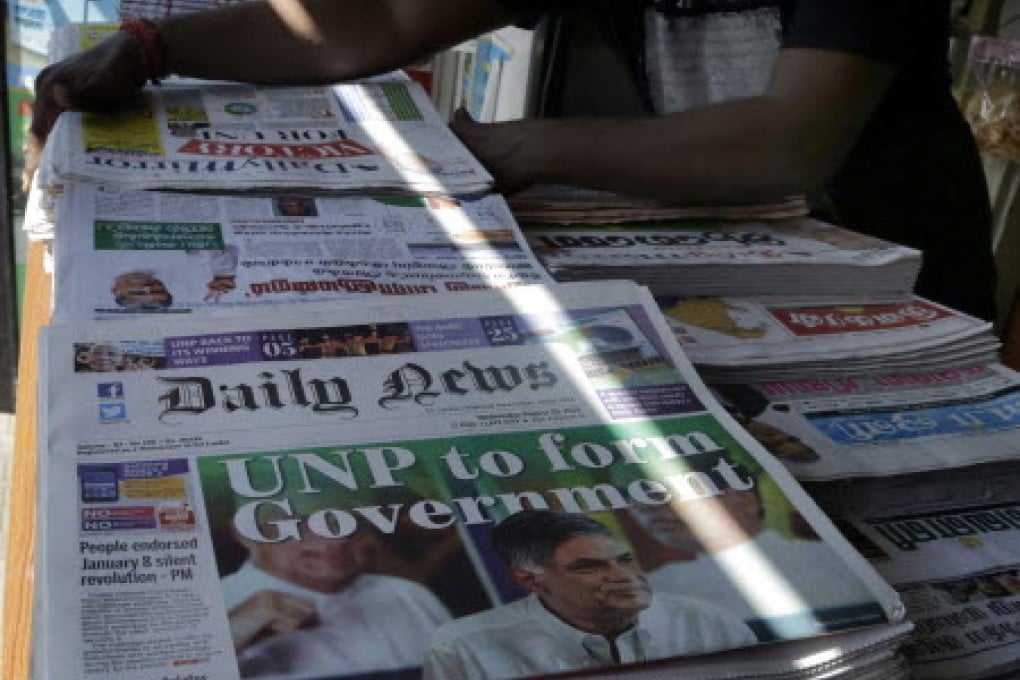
left=40, top=282, right=903, bottom=680
left=51, top=182, right=550, bottom=320
left=40, top=74, right=493, bottom=195
left=710, top=363, right=1020, bottom=481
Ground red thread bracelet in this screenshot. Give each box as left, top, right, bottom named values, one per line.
left=120, top=18, right=166, bottom=84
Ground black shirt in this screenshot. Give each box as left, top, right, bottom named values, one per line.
left=496, top=0, right=997, bottom=319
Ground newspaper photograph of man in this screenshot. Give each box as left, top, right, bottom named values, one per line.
left=73, top=341, right=168, bottom=372
left=111, top=270, right=174, bottom=311
left=425, top=510, right=756, bottom=680
left=221, top=518, right=450, bottom=678
left=619, top=483, right=874, bottom=630
left=273, top=196, right=319, bottom=218
left=198, top=453, right=490, bottom=680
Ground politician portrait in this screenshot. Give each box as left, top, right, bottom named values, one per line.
left=198, top=452, right=489, bottom=680
left=425, top=509, right=756, bottom=680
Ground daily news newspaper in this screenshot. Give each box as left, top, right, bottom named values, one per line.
left=40, top=67, right=492, bottom=194
left=51, top=182, right=551, bottom=320
left=829, top=465, right=1020, bottom=679
left=41, top=281, right=903, bottom=680
left=709, top=363, right=1020, bottom=481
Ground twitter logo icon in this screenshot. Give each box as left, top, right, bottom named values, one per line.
left=99, top=403, right=127, bottom=421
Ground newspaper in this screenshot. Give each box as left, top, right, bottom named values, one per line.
left=823, top=464, right=1020, bottom=679
left=658, top=296, right=999, bottom=379
left=40, top=70, right=493, bottom=194
left=40, top=281, right=903, bottom=680
left=51, top=181, right=551, bottom=320
left=120, top=0, right=250, bottom=20
left=523, top=218, right=921, bottom=298
left=507, top=184, right=809, bottom=223
left=709, top=363, right=1020, bottom=481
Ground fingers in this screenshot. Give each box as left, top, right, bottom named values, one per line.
left=28, top=32, right=149, bottom=182
left=449, top=116, right=536, bottom=194
left=228, top=590, right=317, bottom=651
left=449, top=107, right=478, bottom=137
left=21, top=133, right=43, bottom=194
left=451, top=107, right=475, bottom=125
left=265, top=594, right=318, bottom=633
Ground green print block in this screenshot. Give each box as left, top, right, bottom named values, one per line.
left=380, top=82, right=424, bottom=121
left=94, top=221, right=225, bottom=251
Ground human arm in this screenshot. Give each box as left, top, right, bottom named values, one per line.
left=228, top=590, right=317, bottom=652
left=25, top=0, right=518, bottom=187
left=156, top=0, right=516, bottom=84
left=454, top=48, right=896, bottom=204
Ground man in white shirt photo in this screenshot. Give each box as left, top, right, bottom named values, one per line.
left=425, top=509, right=755, bottom=680
left=220, top=513, right=451, bottom=678
left=627, top=483, right=879, bottom=636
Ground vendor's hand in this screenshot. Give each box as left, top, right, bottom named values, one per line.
left=24, top=31, right=149, bottom=191
left=450, top=108, right=542, bottom=194
left=228, top=590, right=317, bottom=652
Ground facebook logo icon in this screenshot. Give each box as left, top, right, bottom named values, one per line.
left=97, top=382, right=124, bottom=399
left=99, top=403, right=127, bottom=422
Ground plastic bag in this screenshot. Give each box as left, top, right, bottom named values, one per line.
left=960, top=36, right=1020, bottom=162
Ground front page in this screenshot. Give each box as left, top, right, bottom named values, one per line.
left=52, top=182, right=550, bottom=320
left=43, top=76, right=493, bottom=194
left=41, top=282, right=903, bottom=680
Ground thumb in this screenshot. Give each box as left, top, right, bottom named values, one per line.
left=452, top=107, right=475, bottom=124
left=450, top=107, right=479, bottom=134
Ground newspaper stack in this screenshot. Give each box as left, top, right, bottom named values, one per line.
left=38, top=281, right=910, bottom=680
left=23, top=171, right=53, bottom=242
left=809, top=463, right=1020, bottom=679
left=708, top=363, right=1020, bottom=482
left=658, top=296, right=1000, bottom=382
left=39, top=75, right=492, bottom=195
left=49, top=181, right=552, bottom=320
left=508, top=184, right=809, bottom=224
left=39, top=27, right=492, bottom=196
left=522, top=217, right=921, bottom=298
left=119, top=0, right=250, bottom=20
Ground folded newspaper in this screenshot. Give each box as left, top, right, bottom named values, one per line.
left=523, top=218, right=922, bottom=298
left=507, top=184, right=809, bottom=224
left=40, top=281, right=906, bottom=680
left=657, top=296, right=1000, bottom=381
left=709, top=363, right=1020, bottom=481
left=39, top=47, right=492, bottom=195
left=119, top=0, right=250, bottom=20
left=815, top=463, right=1020, bottom=679
left=50, top=181, right=551, bottom=320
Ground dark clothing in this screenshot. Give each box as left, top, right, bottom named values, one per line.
left=497, top=0, right=997, bottom=319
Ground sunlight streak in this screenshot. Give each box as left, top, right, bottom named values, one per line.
left=266, top=0, right=326, bottom=45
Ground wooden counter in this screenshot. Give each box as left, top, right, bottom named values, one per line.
left=4, top=242, right=52, bottom=680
